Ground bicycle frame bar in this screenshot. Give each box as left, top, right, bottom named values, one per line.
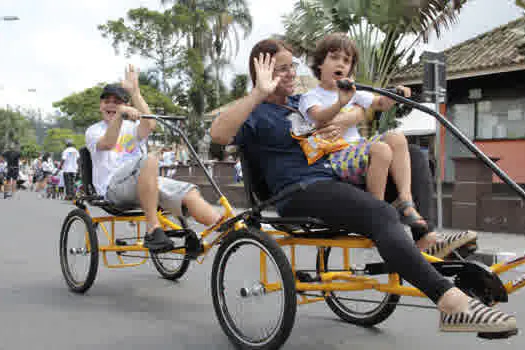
left=355, top=83, right=525, bottom=201
left=140, top=115, right=225, bottom=198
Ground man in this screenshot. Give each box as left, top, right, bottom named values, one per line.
left=60, top=139, right=79, bottom=200
left=85, top=64, right=221, bottom=252
left=2, top=142, right=21, bottom=199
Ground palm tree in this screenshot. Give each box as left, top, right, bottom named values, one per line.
left=206, top=0, right=252, bottom=98
left=283, top=0, right=466, bottom=87
left=161, top=0, right=252, bottom=107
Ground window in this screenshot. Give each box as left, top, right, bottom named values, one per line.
left=475, top=99, right=525, bottom=140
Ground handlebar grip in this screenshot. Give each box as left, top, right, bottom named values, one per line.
left=336, top=80, right=355, bottom=91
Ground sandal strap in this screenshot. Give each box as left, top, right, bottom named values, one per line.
left=392, top=199, right=416, bottom=212
left=392, top=199, right=427, bottom=228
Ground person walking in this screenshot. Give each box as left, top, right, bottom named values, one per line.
left=60, top=140, right=80, bottom=200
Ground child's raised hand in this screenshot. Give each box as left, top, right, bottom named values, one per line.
left=253, top=53, right=281, bottom=98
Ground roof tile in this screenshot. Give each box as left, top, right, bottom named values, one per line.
left=392, top=16, right=525, bottom=83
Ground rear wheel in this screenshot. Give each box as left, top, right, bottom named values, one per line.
left=211, top=227, right=296, bottom=349
left=59, top=209, right=99, bottom=293
left=151, top=216, right=191, bottom=280
left=317, top=247, right=400, bottom=327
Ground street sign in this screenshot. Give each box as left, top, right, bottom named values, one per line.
left=422, top=51, right=446, bottom=103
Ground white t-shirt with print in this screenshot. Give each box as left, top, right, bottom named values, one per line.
left=85, top=120, right=146, bottom=197
left=299, top=86, right=375, bottom=142
left=61, top=146, right=80, bottom=173
left=42, top=159, right=54, bottom=173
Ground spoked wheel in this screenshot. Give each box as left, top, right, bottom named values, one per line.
left=211, top=227, right=296, bottom=350
left=59, top=208, right=99, bottom=294
left=151, top=216, right=191, bottom=281
left=316, top=247, right=400, bottom=327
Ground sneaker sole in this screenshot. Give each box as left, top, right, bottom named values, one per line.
left=432, top=231, right=478, bottom=259
left=440, top=318, right=517, bottom=333
left=478, top=328, right=519, bottom=339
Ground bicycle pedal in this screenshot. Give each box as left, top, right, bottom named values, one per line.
left=295, top=271, right=319, bottom=283
left=185, top=232, right=203, bottom=259
left=115, top=239, right=128, bottom=246
left=444, top=242, right=478, bottom=261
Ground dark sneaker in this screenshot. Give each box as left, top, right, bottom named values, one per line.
left=440, top=299, right=517, bottom=334
left=425, top=230, right=477, bottom=259
left=144, top=227, right=175, bottom=253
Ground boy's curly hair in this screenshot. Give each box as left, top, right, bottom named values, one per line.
left=310, top=32, right=359, bottom=80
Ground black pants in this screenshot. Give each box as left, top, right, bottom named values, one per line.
left=280, top=146, right=451, bottom=304
left=64, top=172, right=76, bottom=198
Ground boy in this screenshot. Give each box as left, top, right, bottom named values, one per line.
left=298, top=32, right=426, bottom=234
left=85, top=64, right=221, bottom=253
left=298, top=33, right=477, bottom=253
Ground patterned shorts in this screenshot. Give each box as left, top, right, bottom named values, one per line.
left=329, top=134, right=385, bottom=185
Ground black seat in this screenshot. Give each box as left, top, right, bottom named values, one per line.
left=77, top=147, right=144, bottom=217
left=238, top=147, right=342, bottom=236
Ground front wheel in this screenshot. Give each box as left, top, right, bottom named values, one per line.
left=211, top=227, right=297, bottom=350
left=59, top=209, right=99, bottom=293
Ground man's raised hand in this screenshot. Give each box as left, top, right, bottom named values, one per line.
left=121, top=64, right=140, bottom=96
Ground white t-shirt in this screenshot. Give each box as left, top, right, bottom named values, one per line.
left=298, top=86, right=375, bottom=142
left=162, top=151, right=174, bottom=166
left=42, top=159, right=54, bottom=173
left=58, top=170, right=65, bottom=187
left=85, top=120, right=146, bottom=196
left=61, top=146, right=80, bottom=173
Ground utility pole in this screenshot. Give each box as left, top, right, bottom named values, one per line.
left=422, top=51, right=447, bottom=230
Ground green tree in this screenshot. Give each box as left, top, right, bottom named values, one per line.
left=206, top=0, right=252, bottom=100
left=162, top=0, right=252, bottom=113
left=53, top=85, right=104, bottom=131
left=230, top=74, right=248, bottom=100
left=20, top=142, right=41, bottom=159
left=0, top=108, right=36, bottom=151
left=43, top=128, right=85, bottom=158
left=98, top=6, right=191, bottom=93
left=53, top=83, right=185, bottom=131
left=282, top=0, right=467, bottom=133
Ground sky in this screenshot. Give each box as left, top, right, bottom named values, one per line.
left=0, top=0, right=522, bottom=116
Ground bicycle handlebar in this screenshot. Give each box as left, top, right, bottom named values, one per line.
left=121, top=113, right=187, bottom=121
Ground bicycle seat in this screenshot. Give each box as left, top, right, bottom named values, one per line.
left=77, top=147, right=144, bottom=217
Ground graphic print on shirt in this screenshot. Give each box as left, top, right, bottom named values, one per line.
left=112, top=134, right=141, bottom=160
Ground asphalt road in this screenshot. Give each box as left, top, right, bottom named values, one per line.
left=1, top=191, right=525, bottom=350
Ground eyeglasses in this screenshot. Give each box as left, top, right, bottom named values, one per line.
left=274, top=62, right=299, bottom=75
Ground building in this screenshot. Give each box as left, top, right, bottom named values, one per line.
left=392, top=16, right=525, bottom=185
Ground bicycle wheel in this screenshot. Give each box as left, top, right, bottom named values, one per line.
left=59, top=208, right=99, bottom=293
left=317, top=247, right=400, bottom=327
left=211, top=227, right=296, bottom=350
left=151, top=216, right=191, bottom=281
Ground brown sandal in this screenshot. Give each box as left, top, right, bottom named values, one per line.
left=392, top=199, right=428, bottom=234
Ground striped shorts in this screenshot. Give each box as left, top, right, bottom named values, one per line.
left=329, top=134, right=385, bottom=185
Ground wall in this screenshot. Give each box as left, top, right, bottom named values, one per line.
left=409, top=70, right=525, bottom=184
left=475, top=140, right=525, bottom=183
